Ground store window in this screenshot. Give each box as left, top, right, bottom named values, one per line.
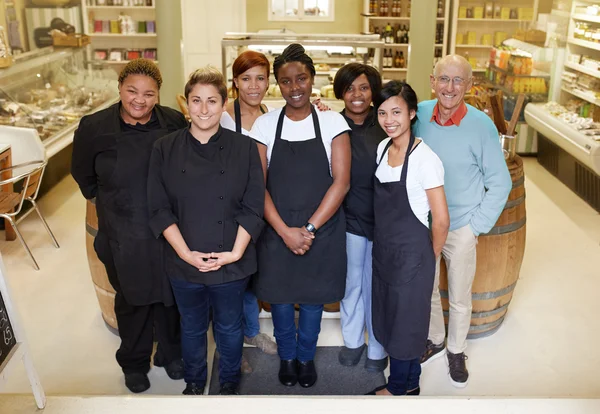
left=269, top=0, right=334, bottom=21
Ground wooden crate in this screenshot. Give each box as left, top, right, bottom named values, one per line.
left=52, top=34, right=90, bottom=48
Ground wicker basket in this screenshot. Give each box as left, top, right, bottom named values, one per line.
left=0, top=56, right=13, bottom=68
left=52, top=34, right=90, bottom=48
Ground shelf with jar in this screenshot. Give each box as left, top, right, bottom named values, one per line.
left=522, top=1, right=600, bottom=212
left=82, top=0, right=157, bottom=73
left=361, top=0, right=450, bottom=79
left=450, top=0, right=539, bottom=74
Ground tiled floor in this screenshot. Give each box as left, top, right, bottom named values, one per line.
left=0, top=157, right=599, bottom=401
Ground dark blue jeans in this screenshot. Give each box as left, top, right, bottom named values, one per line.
left=169, top=277, right=248, bottom=387
left=270, top=303, right=323, bottom=362
left=387, top=357, right=421, bottom=395
left=243, top=290, right=261, bottom=338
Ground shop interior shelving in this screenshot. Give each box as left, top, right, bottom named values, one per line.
left=360, top=0, right=450, bottom=80
left=524, top=0, right=600, bottom=212
left=450, top=0, right=540, bottom=74
left=81, top=1, right=157, bottom=68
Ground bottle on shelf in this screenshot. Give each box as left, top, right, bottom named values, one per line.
left=373, top=0, right=379, bottom=16
left=385, top=22, right=393, bottom=43
left=394, top=50, right=401, bottom=68
left=437, top=0, right=444, bottom=18
left=369, top=0, right=376, bottom=14
left=387, top=49, right=394, bottom=68
left=381, top=0, right=388, bottom=17
left=395, top=24, right=402, bottom=44
left=407, top=0, right=411, bottom=17
left=399, top=51, right=406, bottom=68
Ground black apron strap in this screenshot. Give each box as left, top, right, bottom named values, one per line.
left=260, top=104, right=267, bottom=114
left=399, top=133, right=416, bottom=185
left=234, top=98, right=242, bottom=134
left=378, top=139, right=393, bottom=165
left=275, top=105, right=322, bottom=142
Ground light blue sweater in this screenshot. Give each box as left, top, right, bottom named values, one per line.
left=413, top=100, right=512, bottom=235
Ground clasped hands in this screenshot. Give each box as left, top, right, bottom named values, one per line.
left=182, top=250, right=241, bottom=272
left=281, top=226, right=315, bottom=256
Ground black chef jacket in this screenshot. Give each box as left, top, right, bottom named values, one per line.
left=71, top=102, right=188, bottom=306
left=72, top=103, right=187, bottom=200
left=341, top=107, right=388, bottom=241
left=147, top=126, right=265, bottom=285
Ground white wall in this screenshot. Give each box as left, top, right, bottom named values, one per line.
left=180, top=0, right=246, bottom=78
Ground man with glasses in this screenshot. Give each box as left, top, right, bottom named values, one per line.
left=413, top=55, right=511, bottom=388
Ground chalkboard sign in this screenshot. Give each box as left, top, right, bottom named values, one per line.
left=0, top=291, right=16, bottom=366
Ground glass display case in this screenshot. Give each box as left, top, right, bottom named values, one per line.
left=221, top=32, right=384, bottom=102
left=0, top=47, right=119, bottom=156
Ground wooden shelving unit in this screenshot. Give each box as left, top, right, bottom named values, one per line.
left=361, top=0, right=450, bottom=80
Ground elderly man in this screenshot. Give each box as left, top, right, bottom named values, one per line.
left=413, top=55, right=511, bottom=387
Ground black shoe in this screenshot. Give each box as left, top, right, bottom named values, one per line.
left=446, top=351, right=469, bottom=388
left=278, top=359, right=298, bottom=387
left=182, top=382, right=205, bottom=395
left=154, top=358, right=184, bottom=380
left=420, top=340, right=446, bottom=367
left=219, top=382, right=239, bottom=395
left=124, top=372, right=150, bottom=393
left=407, top=386, right=420, bottom=395
left=364, top=356, right=388, bottom=373
left=365, top=384, right=387, bottom=395
left=338, top=344, right=366, bottom=366
left=297, top=360, right=317, bottom=388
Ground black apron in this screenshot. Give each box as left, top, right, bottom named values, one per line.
left=255, top=106, right=346, bottom=304
left=372, top=135, right=436, bottom=360
left=233, top=98, right=266, bottom=134
left=94, top=113, right=173, bottom=307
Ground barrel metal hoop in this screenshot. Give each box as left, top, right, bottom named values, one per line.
left=503, top=195, right=526, bottom=210
left=444, top=315, right=506, bottom=339
left=512, top=176, right=525, bottom=188
left=482, top=217, right=526, bottom=236
left=86, top=223, right=98, bottom=237
left=443, top=300, right=511, bottom=319
left=439, top=281, right=517, bottom=301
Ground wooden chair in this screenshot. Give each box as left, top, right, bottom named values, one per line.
left=0, top=160, right=59, bottom=270
left=176, top=94, right=190, bottom=121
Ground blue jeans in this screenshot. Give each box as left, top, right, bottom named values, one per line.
left=243, top=290, right=261, bottom=338
left=340, top=232, right=386, bottom=360
left=387, top=357, right=421, bottom=395
left=270, top=303, right=323, bottom=362
left=169, top=277, right=248, bottom=387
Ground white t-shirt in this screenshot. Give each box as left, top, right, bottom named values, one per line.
left=375, top=138, right=445, bottom=227
left=220, top=105, right=273, bottom=136
left=250, top=107, right=350, bottom=174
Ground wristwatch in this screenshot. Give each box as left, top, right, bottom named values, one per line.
left=305, top=223, right=317, bottom=233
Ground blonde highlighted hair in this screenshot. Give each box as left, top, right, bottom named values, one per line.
left=184, top=66, right=227, bottom=104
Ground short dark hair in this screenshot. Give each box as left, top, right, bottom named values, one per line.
left=333, top=63, right=382, bottom=100
left=184, top=66, right=227, bottom=104
left=375, top=80, right=419, bottom=125
left=118, top=58, right=162, bottom=89
left=273, top=43, right=316, bottom=82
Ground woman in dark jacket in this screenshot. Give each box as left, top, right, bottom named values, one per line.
left=71, top=59, right=187, bottom=393
left=147, top=66, right=264, bottom=396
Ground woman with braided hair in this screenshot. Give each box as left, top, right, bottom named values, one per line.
left=250, top=43, right=351, bottom=388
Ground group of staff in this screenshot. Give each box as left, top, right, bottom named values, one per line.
left=71, top=43, right=511, bottom=396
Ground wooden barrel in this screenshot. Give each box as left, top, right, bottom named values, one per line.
left=439, top=155, right=526, bottom=339
left=85, top=199, right=118, bottom=332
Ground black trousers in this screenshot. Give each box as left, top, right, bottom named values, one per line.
left=102, top=242, right=181, bottom=374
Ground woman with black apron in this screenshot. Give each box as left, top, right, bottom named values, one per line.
left=71, top=59, right=188, bottom=393
left=333, top=63, right=389, bottom=372
left=220, top=51, right=277, bottom=366
left=250, top=44, right=351, bottom=388
left=368, top=81, right=449, bottom=396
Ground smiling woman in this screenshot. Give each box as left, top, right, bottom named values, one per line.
left=146, top=66, right=265, bottom=396
left=250, top=43, right=351, bottom=389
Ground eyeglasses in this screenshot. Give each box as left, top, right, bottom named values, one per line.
left=435, top=76, right=470, bottom=86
